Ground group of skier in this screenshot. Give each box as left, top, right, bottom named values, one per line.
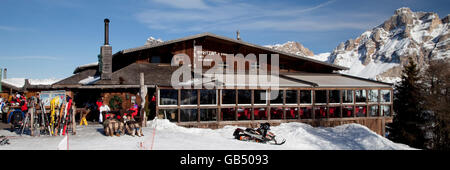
left=0, top=93, right=29, bottom=124
left=96, top=97, right=145, bottom=137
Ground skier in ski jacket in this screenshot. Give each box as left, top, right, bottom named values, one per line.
left=20, top=96, right=28, bottom=112
left=130, top=101, right=138, bottom=119
left=124, top=101, right=138, bottom=120
left=96, top=97, right=103, bottom=122
left=99, top=102, right=110, bottom=123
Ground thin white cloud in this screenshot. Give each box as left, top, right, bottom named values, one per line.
left=0, top=25, right=35, bottom=32
left=136, top=0, right=385, bottom=32
left=0, top=26, right=22, bottom=32
left=0, top=56, right=61, bottom=60
left=151, top=0, right=210, bottom=9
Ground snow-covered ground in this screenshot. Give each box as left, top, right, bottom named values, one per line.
left=0, top=119, right=414, bottom=150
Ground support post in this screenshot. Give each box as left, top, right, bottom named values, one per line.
left=140, top=72, right=148, bottom=127
left=30, top=105, right=34, bottom=136
left=72, top=105, right=76, bottom=135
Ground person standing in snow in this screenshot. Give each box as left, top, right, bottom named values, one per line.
left=149, top=92, right=156, bottom=120
left=99, top=102, right=110, bottom=124
left=80, top=102, right=94, bottom=126
left=95, top=97, right=103, bottom=122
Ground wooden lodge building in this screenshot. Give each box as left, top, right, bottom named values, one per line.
left=48, top=19, right=393, bottom=135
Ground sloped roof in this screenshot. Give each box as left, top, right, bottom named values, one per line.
left=73, top=62, right=98, bottom=74
left=53, top=68, right=98, bottom=86
left=93, top=63, right=180, bottom=87
left=283, top=73, right=392, bottom=88
left=118, top=32, right=348, bottom=71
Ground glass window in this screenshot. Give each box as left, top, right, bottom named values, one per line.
left=237, top=107, right=252, bottom=120
left=159, top=89, right=178, bottom=105
left=355, top=106, right=367, bottom=117
left=270, top=107, right=284, bottom=119
left=254, top=90, right=267, bottom=105
left=253, top=108, right=268, bottom=120
left=200, top=90, right=216, bottom=105
left=151, top=56, right=161, bottom=63
left=315, top=90, right=327, bottom=104
left=314, top=106, right=327, bottom=119
left=300, top=107, right=312, bottom=119
left=222, top=90, right=236, bottom=105
left=329, top=107, right=341, bottom=118
left=381, top=105, right=391, bottom=116
left=368, top=90, right=379, bottom=103
left=270, top=90, right=283, bottom=105
left=221, top=108, right=236, bottom=121
left=180, top=109, right=197, bottom=122
left=200, top=109, right=217, bottom=121
left=342, top=106, right=354, bottom=117
left=238, top=90, right=251, bottom=105
left=285, top=107, right=298, bottom=119
left=300, top=90, right=312, bottom=104
left=369, top=105, right=379, bottom=117
left=342, top=90, right=353, bottom=103
left=380, top=90, right=391, bottom=103
left=285, top=90, right=298, bottom=104
left=180, top=90, right=197, bottom=105
left=355, top=90, right=367, bottom=103
left=158, top=109, right=177, bottom=122
left=329, top=90, right=340, bottom=104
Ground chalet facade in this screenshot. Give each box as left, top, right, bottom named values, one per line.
left=52, top=19, right=393, bottom=135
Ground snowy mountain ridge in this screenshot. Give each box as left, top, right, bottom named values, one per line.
left=266, top=7, right=449, bottom=83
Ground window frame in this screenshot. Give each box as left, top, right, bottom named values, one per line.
left=158, top=89, right=179, bottom=107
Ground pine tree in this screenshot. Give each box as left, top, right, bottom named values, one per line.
left=388, top=58, right=428, bottom=149
left=422, top=60, right=450, bottom=150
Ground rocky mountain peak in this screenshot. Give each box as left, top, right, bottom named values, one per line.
left=269, top=7, right=448, bottom=83
left=145, top=36, right=163, bottom=46
left=265, top=41, right=314, bottom=56
left=327, top=7, right=449, bottom=83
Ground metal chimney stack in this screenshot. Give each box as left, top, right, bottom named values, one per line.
left=3, top=68, right=6, bottom=79
left=104, top=18, right=110, bottom=45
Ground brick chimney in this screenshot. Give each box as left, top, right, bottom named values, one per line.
left=100, top=18, right=112, bottom=80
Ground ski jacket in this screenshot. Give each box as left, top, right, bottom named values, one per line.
left=96, top=101, right=103, bottom=111
left=20, top=97, right=28, bottom=112
left=99, top=105, right=111, bottom=114
left=129, top=104, right=138, bottom=119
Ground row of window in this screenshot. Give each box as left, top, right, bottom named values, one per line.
left=158, top=105, right=392, bottom=122
left=159, top=89, right=392, bottom=106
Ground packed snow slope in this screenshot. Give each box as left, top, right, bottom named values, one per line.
left=0, top=119, right=413, bottom=150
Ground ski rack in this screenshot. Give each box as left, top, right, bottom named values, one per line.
left=18, top=97, right=76, bottom=137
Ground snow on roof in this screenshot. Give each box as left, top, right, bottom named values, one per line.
left=1, top=78, right=25, bottom=88
left=78, top=76, right=100, bottom=85
left=78, top=62, right=98, bottom=68
left=73, top=62, right=99, bottom=74
left=1, top=78, right=62, bottom=88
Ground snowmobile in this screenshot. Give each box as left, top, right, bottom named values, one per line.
left=233, top=123, right=286, bottom=145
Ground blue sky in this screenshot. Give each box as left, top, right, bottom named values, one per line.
left=0, top=0, right=449, bottom=79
